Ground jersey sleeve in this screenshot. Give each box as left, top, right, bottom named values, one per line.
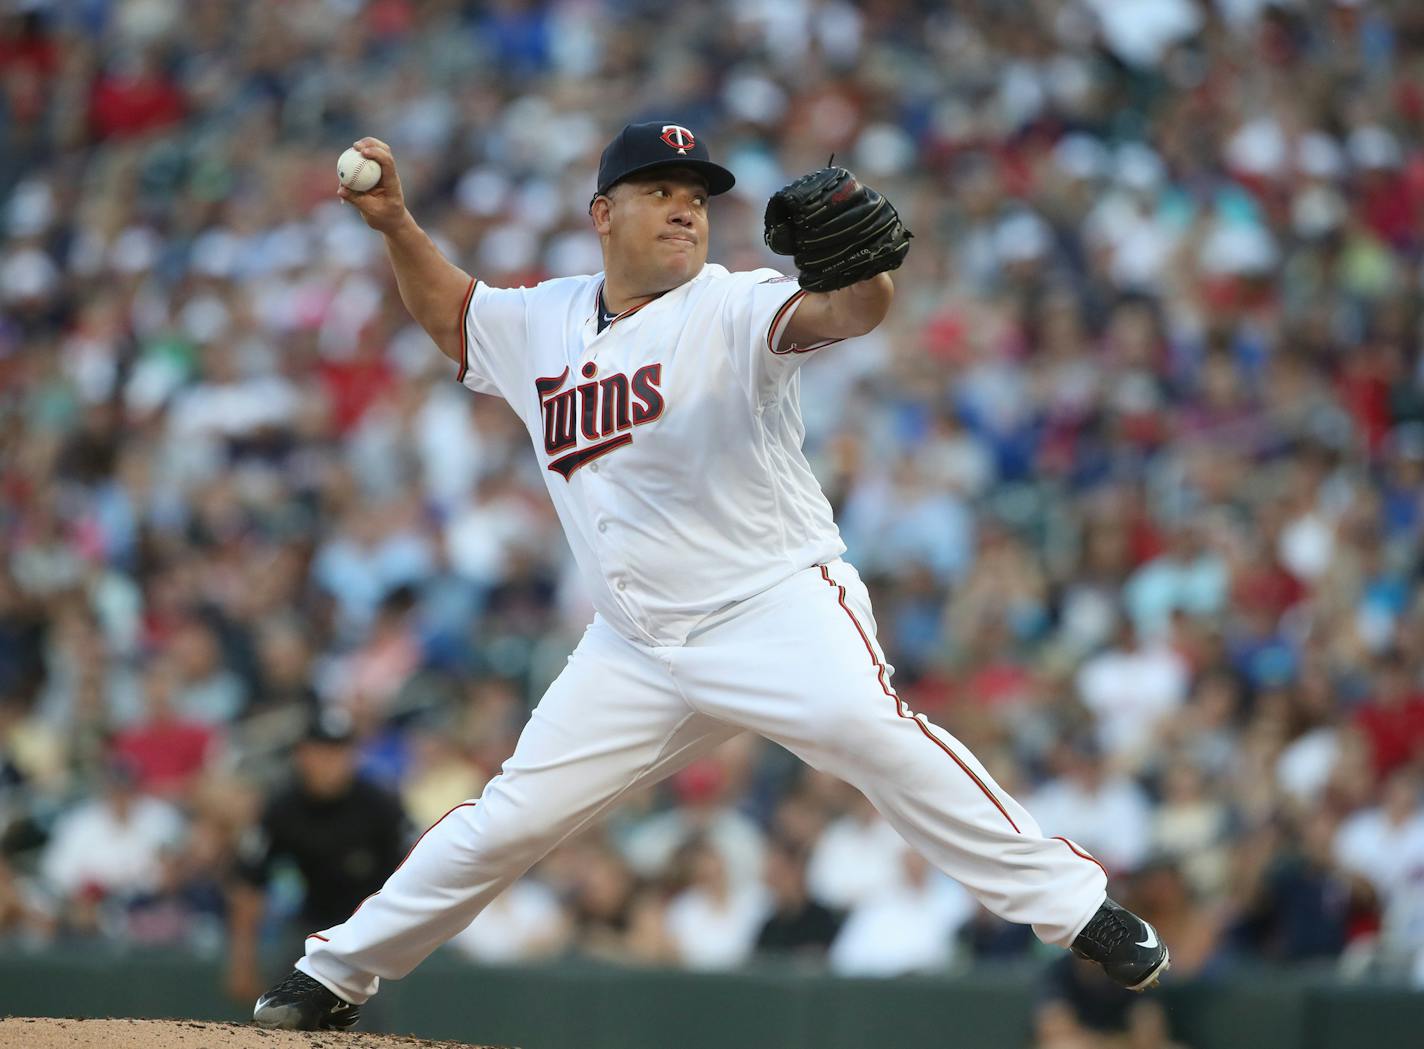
left=456, top=278, right=532, bottom=399
left=719, top=268, right=844, bottom=403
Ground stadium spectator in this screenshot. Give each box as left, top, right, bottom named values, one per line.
left=1127, top=860, right=1228, bottom=981
left=226, top=709, right=406, bottom=1004
left=828, top=847, right=974, bottom=978
left=1333, top=769, right=1424, bottom=978
left=446, top=870, right=570, bottom=965
left=623, top=742, right=766, bottom=897
left=1231, top=811, right=1365, bottom=962
left=806, top=792, right=909, bottom=910
left=37, top=755, right=184, bottom=933
left=1026, top=737, right=1154, bottom=875
left=1075, top=618, right=1190, bottom=769
left=664, top=836, right=770, bottom=971
left=1335, top=770, right=1424, bottom=902
left=1148, top=759, right=1231, bottom=899
left=1035, top=954, right=1187, bottom=1049
left=754, top=838, right=842, bottom=959
left=111, top=658, right=221, bottom=798
left=564, top=839, right=669, bottom=965
left=1353, top=649, right=1424, bottom=782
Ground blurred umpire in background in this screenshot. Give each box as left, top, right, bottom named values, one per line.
left=226, top=708, right=407, bottom=1013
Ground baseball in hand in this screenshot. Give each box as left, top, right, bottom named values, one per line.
left=337, top=147, right=381, bottom=193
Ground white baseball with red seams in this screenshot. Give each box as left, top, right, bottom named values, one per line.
left=297, top=262, right=1108, bottom=1004
left=337, top=147, right=381, bottom=192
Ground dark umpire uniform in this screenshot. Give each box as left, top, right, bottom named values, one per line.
left=227, top=709, right=407, bottom=1023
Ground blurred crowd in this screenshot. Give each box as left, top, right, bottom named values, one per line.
left=3, top=0, right=1424, bottom=1044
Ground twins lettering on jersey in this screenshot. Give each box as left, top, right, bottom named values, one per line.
left=537, top=362, right=664, bottom=479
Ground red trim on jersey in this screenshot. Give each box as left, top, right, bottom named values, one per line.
left=305, top=932, right=330, bottom=942
left=775, top=337, right=843, bottom=356
left=455, top=277, right=477, bottom=384
left=766, top=287, right=846, bottom=356
left=766, top=289, right=807, bottom=354
left=818, top=565, right=1022, bottom=834
left=1053, top=836, right=1110, bottom=879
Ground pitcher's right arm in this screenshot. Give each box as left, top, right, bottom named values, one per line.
left=338, top=137, right=471, bottom=365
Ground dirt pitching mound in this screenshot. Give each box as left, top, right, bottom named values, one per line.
left=0, top=1018, right=511, bottom=1049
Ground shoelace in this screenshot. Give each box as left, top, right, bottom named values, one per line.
left=270, top=971, right=328, bottom=1000
left=1079, top=908, right=1131, bottom=956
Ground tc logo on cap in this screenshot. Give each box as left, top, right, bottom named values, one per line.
left=660, top=125, right=696, bottom=154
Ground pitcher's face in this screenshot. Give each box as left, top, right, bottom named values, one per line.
left=595, top=168, right=710, bottom=294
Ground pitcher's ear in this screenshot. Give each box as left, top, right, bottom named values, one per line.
left=590, top=193, right=613, bottom=231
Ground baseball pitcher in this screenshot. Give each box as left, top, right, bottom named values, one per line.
left=254, top=122, right=1169, bottom=1031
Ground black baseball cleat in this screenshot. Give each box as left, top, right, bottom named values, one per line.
left=1070, top=897, right=1171, bottom=991
left=253, top=969, right=361, bottom=1031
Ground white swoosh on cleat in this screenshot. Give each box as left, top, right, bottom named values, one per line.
left=1137, top=926, right=1159, bottom=950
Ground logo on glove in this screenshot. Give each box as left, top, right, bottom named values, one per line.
left=660, top=125, right=696, bottom=154
left=829, top=178, right=860, bottom=205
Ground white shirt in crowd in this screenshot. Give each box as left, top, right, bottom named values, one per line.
left=1026, top=774, right=1153, bottom=874
left=1076, top=641, right=1189, bottom=761
left=1336, top=812, right=1424, bottom=984
left=1334, top=805, right=1424, bottom=911
left=622, top=807, right=767, bottom=897
left=806, top=813, right=909, bottom=909
left=664, top=883, right=772, bottom=970
left=40, top=796, right=185, bottom=899
left=829, top=852, right=974, bottom=977
left=1276, top=726, right=1341, bottom=805
left=447, top=878, right=568, bottom=964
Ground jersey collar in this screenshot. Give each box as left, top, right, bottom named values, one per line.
left=586, top=265, right=713, bottom=335
left=589, top=280, right=665, bottom=333
left=595, top=290, right=619, bottom=333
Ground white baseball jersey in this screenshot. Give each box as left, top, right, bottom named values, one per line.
left=456, top=262, right=845, bottom=647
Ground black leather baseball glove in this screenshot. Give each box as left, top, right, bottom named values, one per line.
left=763, top=166, right=913, bottom=293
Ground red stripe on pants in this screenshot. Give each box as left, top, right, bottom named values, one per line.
left=818, top=565, right=1022, bottom=834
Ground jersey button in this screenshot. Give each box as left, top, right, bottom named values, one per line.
left=616, top=580, right=627, bottom=591
left=590, top=463, right=600, bottom=473
left=598, top=521, right=608, bottom=533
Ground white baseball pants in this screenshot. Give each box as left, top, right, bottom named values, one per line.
left=299, top=559, right=1107, bottom=1003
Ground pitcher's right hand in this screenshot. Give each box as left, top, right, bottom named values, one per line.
left=338, top=137, right=408, bottom=235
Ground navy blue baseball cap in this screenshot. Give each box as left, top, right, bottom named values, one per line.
left=592, top=121, right=736, bottom=204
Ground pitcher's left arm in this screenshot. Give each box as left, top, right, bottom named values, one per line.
left=779, top=272, right=894, bottom=350
left=763, top=167, right=911, bottom=352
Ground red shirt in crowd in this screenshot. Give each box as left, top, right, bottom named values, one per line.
left=89, top=67, right=184, bottom=139
left=1354, top=693, right=1424, bottom=780
left=0, top=19, right=58, bottom=126
left=112, top=718, right=216, bottom=796
left=318, top=353, right=395, bottom=434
